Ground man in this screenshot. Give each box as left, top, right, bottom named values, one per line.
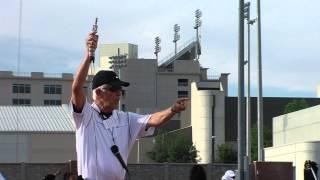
left=189, top=165, right=206, bottom=180
left=70, top=32, right=188, bottom=180
left=0, top=172, right=6, bottom=180
left=221, top=170, right=236, bottom=180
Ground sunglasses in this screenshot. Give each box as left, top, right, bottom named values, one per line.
left=102, top=86, right=122, bottom=92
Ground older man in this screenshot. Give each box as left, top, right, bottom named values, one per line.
left=70, top=32, right=188, bottom=180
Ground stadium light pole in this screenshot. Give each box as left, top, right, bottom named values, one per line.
left=173, top=24, right=180, bottom=55
left=256, top=0, right=264, bottom=162
left=194, top=9, right=202, bottom=61
left=154, top=36, right=161, bottom=61
left=244, top=1, right=256, bottom=165
left=109, top=48, right=127, bottom=111
left=244, top=2, right=256, bottom=179
left=238, top=0, right=246, bottom=179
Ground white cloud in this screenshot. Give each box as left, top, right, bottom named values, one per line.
left=1, top=0, right=320, bottom=97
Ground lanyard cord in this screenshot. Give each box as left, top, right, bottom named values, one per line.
left=92, top=111, right=99, bottom=180
left=92, top=108, right=131, bottom=180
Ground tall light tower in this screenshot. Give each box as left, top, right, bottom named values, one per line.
left=173, top=24, right=180, bottom=55
left=154, top=36, right=161, bottom=61
left=256, top=0, right=264, bottom=162
left=194, top=9, right=202, bottom=61
left=244, top=1, right=256, bottom=164
left=109, top=48, right=127, bottom=110
left=238, top=0, right=246, bottom=179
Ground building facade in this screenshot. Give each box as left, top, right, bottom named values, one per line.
left=0, top=39, right=229, bottom=163
left=0, top=105, right=76, bottom=163
left=0, top=71, right=92, bottom=106
left=265, top=104, right=320, bottom=180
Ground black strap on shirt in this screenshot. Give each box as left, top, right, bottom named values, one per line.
left=99, top=111, right=112, bottom=120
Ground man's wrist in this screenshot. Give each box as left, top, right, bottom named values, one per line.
left=170, top=106, right=179, bottom=114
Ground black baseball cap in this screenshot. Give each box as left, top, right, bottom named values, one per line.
left=91, top=70, right=129, bottom=90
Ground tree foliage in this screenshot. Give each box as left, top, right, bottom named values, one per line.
left=217, top=143, right=237, bottom=163
left=250, top=124, right=272, bottom=161
left=284, top=99, right=309, bottom=114
left=216, top=125, right=272, bottom=163
left=147, top=132, right=198, bottom=163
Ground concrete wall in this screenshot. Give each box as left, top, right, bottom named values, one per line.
left=191, top=82, right=226, bottom=163
left=191, top=82, right=213, bottom=163
left=98, top=43, right=138, bottom=71
left=264, top=105, right=320, bottom=180
left=273, top=104, right=320, bottom=146
left=0, top=133, right=76, bottom=163
left=224, top=97, right=320, bottom=142
left=122, top=58, right=157, bottom=112
left=0, top=163, right=237, bottom=180
left=265, top=141, right=320, bottom=180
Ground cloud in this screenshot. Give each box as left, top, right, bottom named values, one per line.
left=1, top=0, right=320, bottom=97
left=0, top=36, right=81, bottom=73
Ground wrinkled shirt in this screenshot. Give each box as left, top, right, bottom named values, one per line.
left=71, top=100, right=154, bottom=180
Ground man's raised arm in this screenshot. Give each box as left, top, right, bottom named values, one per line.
left=71, top=32, right=98, bottom=112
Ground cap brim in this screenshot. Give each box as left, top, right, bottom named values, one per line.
left=109, top=80, right=130, bottom=87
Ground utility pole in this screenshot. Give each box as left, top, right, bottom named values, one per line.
left=238, top=0, right=246, bottom=179
left=256, top=0, right=264, bottom=162
left=244, top=0, right=256, bottom=165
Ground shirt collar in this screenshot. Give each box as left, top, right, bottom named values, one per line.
left=91, top=103, right=113, bottom=120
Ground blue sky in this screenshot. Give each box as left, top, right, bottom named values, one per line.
left=1, top=0, right=320, bottom=97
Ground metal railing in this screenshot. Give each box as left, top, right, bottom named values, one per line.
left=8, top=71, right=72, bottom=78
left=158, top=37, right=197, bottom=66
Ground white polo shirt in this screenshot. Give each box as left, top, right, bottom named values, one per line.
left=71, top=100, right=154, bottom=180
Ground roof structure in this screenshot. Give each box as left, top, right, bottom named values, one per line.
left=0, top=105, right=75, bottom=133
left=158, top=37, right=201, bottom=67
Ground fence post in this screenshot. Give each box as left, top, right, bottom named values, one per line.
left=206, top=164, right=211, bottom=180
left=164, top=163, right=169, bottom=180
left=20, top=162, right=26, bottom=180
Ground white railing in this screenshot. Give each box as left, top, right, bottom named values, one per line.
left=9, top=71, right=71, bottom=78
left=158, top=37, right=197, bottom=65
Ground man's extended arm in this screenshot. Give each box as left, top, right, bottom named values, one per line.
left=147, top=97, right=189, bottom=128
left=71, top=32, right=98, bottom=112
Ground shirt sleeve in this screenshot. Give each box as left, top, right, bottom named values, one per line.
left=128, top=112, right=155, bottom=139
left=69, top=99, right=91, bottom=129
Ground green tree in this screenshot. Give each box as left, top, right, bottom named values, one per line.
left=284, top=99, right=309, bottom=114
left=217, top=143, right=237, bottom=163
left=250, top=125, right=272, bottom=161
left=147, top=132, right=198, bottom=163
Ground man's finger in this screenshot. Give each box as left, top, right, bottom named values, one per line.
left=177, top=97, right=189, bottom=104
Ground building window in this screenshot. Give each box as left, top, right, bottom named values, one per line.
left=178, top=79, right=188, bottom=86
left=44, top=100, right=62, bottom=105
left=178, top=91, right=188, bottom=98
left=12, top=84, right=31, bottom=93
left=12, top=98, right=31, bottom=105
left=44, top=85, right=62, bottom=94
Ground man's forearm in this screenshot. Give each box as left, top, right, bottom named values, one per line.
left=147, top=98, right=189, bottom=128
left=147, top=107, right=175, bottom=128
left=72, top=53, right=91, bottom=90
left=71, top=52, right=91, bottom=111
